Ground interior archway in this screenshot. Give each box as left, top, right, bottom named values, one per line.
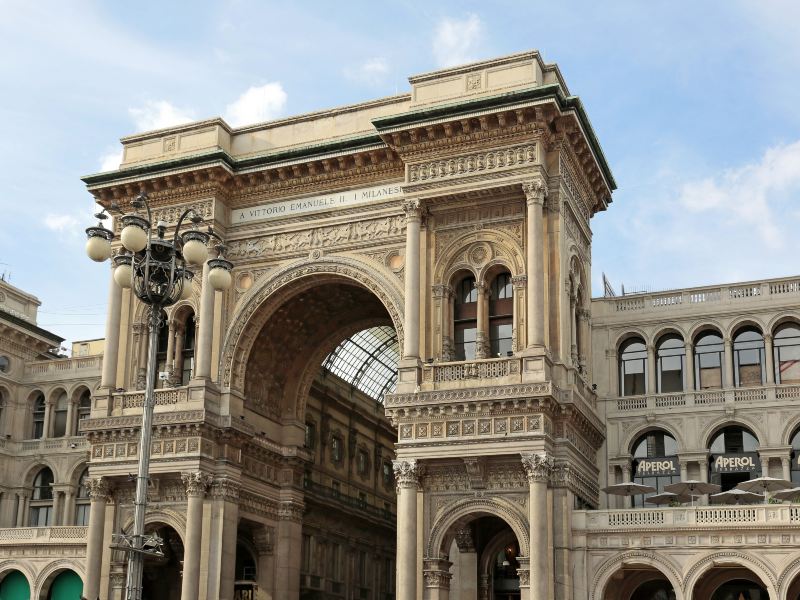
left=139, top=524, right=184, bottom=600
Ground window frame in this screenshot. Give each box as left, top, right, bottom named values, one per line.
left=619, top=338, right=647, bottom=396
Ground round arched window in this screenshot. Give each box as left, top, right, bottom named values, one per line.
left=619, top=338, right=647, bottom=396
left=708, top=426, right=760, bottom=491
left=774, top=323, right=800, bottom=384
left=656, top=334, right=685, bottom=393
left=631, top=430, right=679, bottom=507
left=733, top=328, right=765, bottom=387
left=0, top=355, right=9, bottom=372
left=694, top=331, right=724, bottom=390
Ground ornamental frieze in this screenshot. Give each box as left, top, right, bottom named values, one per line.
left=434, top=221, right=523, bottom=261
left=397, top=414, right=542, bottom=441
left=407, top=142, right=538, bottom=184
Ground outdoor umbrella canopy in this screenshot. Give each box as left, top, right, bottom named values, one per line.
left=771, top=486, right=800, bottom=501
left=602, top=482, right=657, bottom=496
left=645, top=491, right=691, bottom=506
left=663, top=480, right=721, bottom=496
left=709, top=489, right=764, bottom=505
left=736, top=476, right=792, bottom=494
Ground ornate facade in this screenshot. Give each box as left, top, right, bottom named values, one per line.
left=0, top=49, right=797, bottom=600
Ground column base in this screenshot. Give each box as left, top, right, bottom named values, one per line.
left=518, top=346, right=553, bottom=383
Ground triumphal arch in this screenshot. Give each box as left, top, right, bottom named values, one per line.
left=81, top=51, right=613, bottom=600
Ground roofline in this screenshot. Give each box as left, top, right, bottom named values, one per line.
left=591, top=274, right=800, bottom=301
left=0, top=309, right=64, bottom=344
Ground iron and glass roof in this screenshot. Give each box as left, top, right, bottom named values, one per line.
left=322, top=326, right=398, bottom=402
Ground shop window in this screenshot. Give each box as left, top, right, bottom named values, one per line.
left=656, top=334, right=684, bottom=393
left=775, top=323, right=800, bottom=384
left=454, top=276, right=477, bottom=361
left=32, top=393, right=46, bottom=439
left=75, top=468, right=90, bottom=525
left=489, top=272, right=513, bottom=357
left=733, top=327, right=765, bottom=387
left=52, top=391, right=68, bottom=438
left=619, top=338, right=647, bottom=396
left=709, top=426, right=760, bottom=491
left=631, top=430, right=680, bottom=507
left=694, top=331, right=724, bottom=389
left=29, top=467, right=54, bottom=526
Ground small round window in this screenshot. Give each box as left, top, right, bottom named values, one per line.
left=0, top=356, right=9, bottom=373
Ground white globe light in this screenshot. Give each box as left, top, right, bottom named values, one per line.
left=86, top=236, right=111, bottom=262
left=121, top=224, right=147, bottom=253
left=183, top=239, right=208, bottom=266
left=180, top=278, right=194, bottom=300
left=113, top=263, right=133, bottom=288
left=208, top=266, right=232, bottom=291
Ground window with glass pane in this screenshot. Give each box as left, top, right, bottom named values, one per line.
left=305, top=422, right=316, bottom=449
left=775, top=323, right=800, bottom=384
left=383, top=461, right=392, bottom=486
left=53, top=392, right=68, bottom=437
left=322, top=326, right=398, bottom=401
left=29, top=468, right=54, bottom=526
left=331, top=436, right=342, bottom=462
left=75, top=468, right=90, bottom=525
left=182, top=314, right=196, bottom=384
left=733, top=328, right=765, bottom=387
left=708, top=426, right=760, bottom=491
left=791, top=428, right=800, bottom=485
left=631, top=430, right=679, bottom=507
left=619, top=339, right=647, bottom=396
left=656, top=335, right=684, bottom=393
left=357, top=450, right=368, bottom=475
left=454, top=276, right=478, bottom=361
left=78, top=390, right=91, bottom=424
left=694, top=331, right=724, bottom=389
left=32, top=394, right=45, bottom=439
left=489, top=272, right=513, bottom=357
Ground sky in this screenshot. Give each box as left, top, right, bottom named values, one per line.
left=1, top=0, right=799, bottom=348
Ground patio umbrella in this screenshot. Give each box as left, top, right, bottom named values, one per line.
left=772, top=486, right=800, bottom=501
left=645, top=492, right=691, bottom=506
left=602, top=482, right=657, bottom=496
left=736, top=476, right=793, bottom=503
left=709, top=489, right=764, bottom=505
left=663, top=480, right=721, bottom=505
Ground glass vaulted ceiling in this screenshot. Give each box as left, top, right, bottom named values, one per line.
left=322, top=326, right=398, bottom=402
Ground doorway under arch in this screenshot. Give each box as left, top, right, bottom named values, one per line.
left=45, top=570, right=83, bottom=600
left=0, top=570, right=30, bottom=600
left=139, top=524, right=184, bottom=600
left=600, top=564, right=677, bottom=600
left=693, top=567, right=769, bottom=600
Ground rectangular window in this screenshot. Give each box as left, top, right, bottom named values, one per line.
left=454, top=325, right=477, bottom=361
left=659, top=355, right=683, bottom=393
left=305, top=422, right=316, bottom=449
left=75, top=504, right=90, bottom=526
left=182, top=356, right=193, bottom=385
left=331, top=437, right=342, bottom=462
left=623, top=358, right=646, bottom=396
left=490, top=321, right=513, bottom=357
left=778, top=345, right=800, bottom=384
left=29, top=505, right=51, bottom=527
left=301, top=534, right=312, bottom=572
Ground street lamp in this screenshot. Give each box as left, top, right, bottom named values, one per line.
left=86, top=192, right=233, bottom=600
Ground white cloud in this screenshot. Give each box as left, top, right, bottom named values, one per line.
left=224, top=83, right=287, bottom=127
left=344, top=57, right=389, bottom=86
left=128, top=100, right=195, bottom=132
left=44, top=213, right=80, bottom=232
left=98, top=148, right=123, bottom=172
left=432, top=14, right=484, bottom=68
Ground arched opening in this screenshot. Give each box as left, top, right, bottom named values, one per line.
left=234, top=541, right=257, bottom=598
left=790, top=427, right=800, bottom=485
left=0, top=570, right=30, bottom=600
left=29, top=466, right=54, bottom=526
left=694, top=330, right=724, bottom=390
left=656, top=334, right=684, bottom=393
left=619, top=337, right=647, bottom=396
left=709, top=426, right=760, bottom=491
left=454, top=274, right=478, bottom=361
left=774, top=322, right=800, bottom=384
left=786, top=569, right=800, bottom=600
left=601, top=565, right=676, bottom=600
left=31, top=391, right=46, bottom=439
left=45, top=569, right=83, bottom=600
left=74, top=467, right=90, bottom=525
left=488, top=271, right=513, bottom=358
left=693, top=567, right=768, bottom=600
left=733, top=327, right=765, bottom=387
left=76, top=389, right=91, bottom=430
left=631, top=429, right=680, bottom=506
left=52, top=390, right=68, bottom=437
left=140, top=523, right=183, bottom=600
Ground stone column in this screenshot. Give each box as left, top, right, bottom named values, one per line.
left=724, top=338, right=735, bottom=387
left=195, top=248, right=218, bottom=380
left=208, top=478, right=240, bottom=600
left=254, top=526, right=276, bottom=600
left=453, top=528, right=477, bottom=600
left=136, top=322, right=149, bottom=389
left=423, top=558, right=452, bottom=600
left=101, top=265, right=123, bottom=389
left=394, top=459, right=421, bottom=600
left=402, top=200, right=424, bottom=360
left=521, top=452, right=553, bottom=600
left=85, top=477, right=112, bottom=600
left=275, top=499, right=304, bottom=600
left=622, top=464, right=633, bottom=509
left=475, top=281, right=489, bottom=359
left=647, top=345, right=657, bottom=394
left=680, top=461, right=689, bottom=481
left=62, top=487, right=75, bottom=525
left=782, top=457, right=792, bottom=482
left=684, top=341, right=695, bottom=391
left=43, top=399, right=54, bottom=439
left=577, top=308, right=590, bottom=373
left=52, top=490, right=63, bottom=526
left=65, top=399, right=76, bottom=437
left=181, top=472, right=212, bottom=600
left=569, top=295, right=578, bottom=366
left=173, top=325, right=185, bottom=386
left=522, top=179, right=547, bottom=348
left=165, top=320, right=176, bottom=380
left=478, top=575, right=490, bottom=600
left=510, top=275, right=527, bottom=352
left=16, top=492, right=28, bottom=526
left=765, top=334, right=775, bottom=384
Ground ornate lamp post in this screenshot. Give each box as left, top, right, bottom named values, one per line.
left=85, top=192, right=233, bottom=600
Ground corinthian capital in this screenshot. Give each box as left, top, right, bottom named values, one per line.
left=182, top=471, right=213, bottom=497
left=86, top=477, right=114, bottom=501
left=522, top=179, right=548, bottom=206
left=520, top=452, right=554, bottom=483
left=402, top=199, right=425, bottom=221
left=393, top=458, right=422, bottom=488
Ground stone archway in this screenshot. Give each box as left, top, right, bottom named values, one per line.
left=592, top=552, right=684, bottom=600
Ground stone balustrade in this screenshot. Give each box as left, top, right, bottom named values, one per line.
left=421, top=356, right=522, bottom=390
left=112, top=386, right=192, bottom=414
left=0, top=526, right=88, bottom=544
left=22, top=355, right=102, bottom=382
left=0, top=436, right=88, bottom=455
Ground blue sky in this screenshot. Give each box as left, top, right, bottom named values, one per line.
left=1, top=0, right=799, bottom=348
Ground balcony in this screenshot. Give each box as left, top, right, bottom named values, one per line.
left=0, top=436, right=88, bottom=455
left=0, top=526, right=87, bottom=545
left=23, top=355, right=102, bottom=383
left=304, top=481, right=395, bottom=526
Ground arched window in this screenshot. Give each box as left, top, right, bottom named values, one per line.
left=77, top=390, right=91, bottom=429
left=631, top=430, right=679, bottom=507
left=75, top=468, right=90, bottom=526
left=694, top=331, right=724, bottom=390
left=656, top=334, right=685, bottom=393
left=489, top=272, right=513, bottom=357
left=791, top=428, right=800, bottom=485
left=52, top=391, right=68, bottom=438
left=180, top=314, right=196, bottom=385
left=29, top=467, right=54, bottom=526
left=733, top=328, right=765, bottom=387
left=32, top=393, right=46, bottom=439
left=709, top=426, right=760, bottom=491
left=774, top=323, right=800, bottom=384
left=619, top=338, right=647, bottom=396
left=454, top=276, right=477, bottom=361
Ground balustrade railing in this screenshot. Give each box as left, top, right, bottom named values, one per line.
left=577, top=505, right=800, bottom=531
left=422, top=356, right=522, bottom=386
left=0, top=526, right=87, bottom=543
left=24, top=355, right=101, bottom=378
left=115, top=387, right=190, bottom=410
left=610, top=384, right=800, bottom=413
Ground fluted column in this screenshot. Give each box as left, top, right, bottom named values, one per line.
left=521, top=452, right=553, bottom=600
left=647, top=345, right=657, bottom=394
left=475, top=281, right=489, bottom=359
left=765, top=334, right=775, bottom=384
left=195, top=248, right=218, bottom=379
left=724, top=338, right=735, bottom=387
left=394, top=459, right=421, bottom=600
left=522, top=179, right=546, bottom=348
left=101, top=265, right=123, bottom=389
left=402, top=200, right=424, bottom=360
left=684, top=341, right=695, bottom=391
left=85, top=477, right=113, bottom=600
left=181, top=472, right=212, bottom=600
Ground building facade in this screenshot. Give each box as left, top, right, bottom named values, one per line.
left=0, top=50, right=798, bottom=600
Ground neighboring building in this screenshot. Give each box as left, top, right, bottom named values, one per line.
left=0, top=49, right=798, bottom=600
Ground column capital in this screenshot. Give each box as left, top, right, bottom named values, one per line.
left=431, top=284, right=452, bottom=299
left=402, top=198, right=425, bottom=221
left=210, top=477, right=240, bottom=501
left=423, top=558, right=453, bottom=589
left=86, top=477, right=114, bottom=502
left=576, top=307, right=591, bottom=320
left=278, top=499, right=305, bottom=522
left=511, top=274, right=527, bottom=289
left=182, top=471, right=213, bottom=497
left=454, top=527, right=475, bottom=553
left=520, top=452, right=554, bottom=483
left=764, top=333, right=774, bottom=343
left=393, top=458, right=423, bottom=489
left=522, top=178, right=547, bottom=206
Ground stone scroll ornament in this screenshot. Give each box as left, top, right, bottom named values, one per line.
left=520, top=452, right=555, bottom=483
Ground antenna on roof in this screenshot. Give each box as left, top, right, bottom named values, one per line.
left=602, top=272, right=616, bottom=297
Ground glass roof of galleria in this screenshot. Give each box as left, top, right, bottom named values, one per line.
left=322, top=326, right=398, bottom=402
